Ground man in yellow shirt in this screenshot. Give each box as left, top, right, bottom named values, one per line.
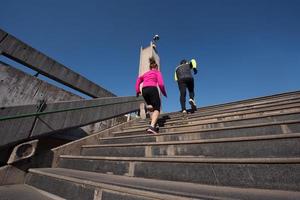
left=174, top=59, right=197, bottom=113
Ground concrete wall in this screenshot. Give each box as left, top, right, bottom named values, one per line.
left=0, top=96, right=142, bottom=148
left=0, top=165, right=26, bottom=185
left=0, top=62, right=130, bottom=149
left=0, top=61, right=81, bottom=107
left=0, top=28, right=115, bottom=98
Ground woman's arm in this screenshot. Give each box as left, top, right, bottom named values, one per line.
left=135, top=75, right=143, bottom=95
left=157, top=71, right=167, bottom=97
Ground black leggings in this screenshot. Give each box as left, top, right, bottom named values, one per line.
left=142, top=86, right=161, bottom=111
left=178, top=78, right=194, bottom=110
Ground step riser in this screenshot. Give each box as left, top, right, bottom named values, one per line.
left=26, top=173, right=189, bottom=200
left=101, top=122, right=300, bottom=145
left=101, top=191, right=154, bottom=200
left=26, top=173, right=95, bottom=200
left=121, top=113, right=300, bottom=136
left=82, top=137, right=300, bottom=158
left=58, top=158, right=300, bottom=191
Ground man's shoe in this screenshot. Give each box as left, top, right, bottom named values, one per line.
left=147, top=126, right=158, bottom=134
left=182, top=110, right=187, bottom=114
left=189, top=99, right=197, bottom=111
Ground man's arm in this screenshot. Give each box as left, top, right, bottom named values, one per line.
left=190, top=59, right=197, bottom=74
left=174, top=70, right=178, bottom=81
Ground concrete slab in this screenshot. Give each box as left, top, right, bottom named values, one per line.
left=0, top=29, right=114, bottom=98
left=26, top=167, right=300, bottom=199
left=0, top=184, right=61, bottom=200
left=58, top=156, right=300, bottom=191
left=82, top=133, right=300, bottom=158
left=0, top=96, right=143, bottom=147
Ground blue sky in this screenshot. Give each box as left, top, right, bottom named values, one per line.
left=0, top=0, right=299, bottom=112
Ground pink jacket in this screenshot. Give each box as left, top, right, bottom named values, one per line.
left=135, top=69, right=167, bottom=97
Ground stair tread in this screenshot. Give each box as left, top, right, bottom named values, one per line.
left=59, top=155, right=300, bottom=163
left=23, top=91, right=300, bottom=199
left=107, top=119, right=300, bottom=139
left=126, top=110, right=300, bottom=130
left=82, top=132, right=300, bottom=148
left=29, top=167, right=300, bottom=200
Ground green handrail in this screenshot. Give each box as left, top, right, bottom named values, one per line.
left=0, top=98, right=142, bottom=121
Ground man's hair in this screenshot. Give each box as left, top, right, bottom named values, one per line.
left=180, top=59, right=187, bottom=65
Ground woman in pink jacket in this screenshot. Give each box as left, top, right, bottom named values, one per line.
left=135, top=57, right=167, bottom=134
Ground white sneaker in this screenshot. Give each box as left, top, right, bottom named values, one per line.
left=182, top=110, right=187, bottom=114
left=189, top=99, right=197, bottom=111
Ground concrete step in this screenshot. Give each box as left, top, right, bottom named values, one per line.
left=125, top=107, right=300, bottom=132
left=81, top=133, right=300, bottom=158
left=122, top=112, right=300, bottom=135
left=181, top=91, right=300, bottom=115
left=26, top=168, right=210, bottom=200
left=113, top=111, right=300, bottom=138
left=98, top=120, right=300, bottom=145
left=157, top=98, right=300, bottom=123
left=130, top=100, right=300, bottom=130
left=57, top=156, right=300, bottom=192
left=169, top=92, right=300, bottom=116
left=0, top=184, right=64, bottom=200
left=163, top=103, right=300, bottom=127
left=27, top=167, right=300, bottom=200
left=135, top=94, right=300, bottom=124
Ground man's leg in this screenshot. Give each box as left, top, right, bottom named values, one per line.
left=178, top=80, right=187, bottom=111
left=187, top=78, right=195, bottom=100
left=187, top=78, right=196, bottom=111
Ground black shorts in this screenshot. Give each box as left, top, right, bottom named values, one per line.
left=142, top=86, right=161, bottom=111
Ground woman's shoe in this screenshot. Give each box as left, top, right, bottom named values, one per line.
left=147, top=126, right=158, bottom=134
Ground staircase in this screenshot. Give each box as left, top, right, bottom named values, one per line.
left=2, top=91, right=300, bottom=200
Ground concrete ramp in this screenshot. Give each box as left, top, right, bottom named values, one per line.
left=0, top=96, right=143, bottom=148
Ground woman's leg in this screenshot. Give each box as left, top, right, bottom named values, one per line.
left=142, top=87, right=161, bottom=133
left=150, top=110, right=160, bottom=127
